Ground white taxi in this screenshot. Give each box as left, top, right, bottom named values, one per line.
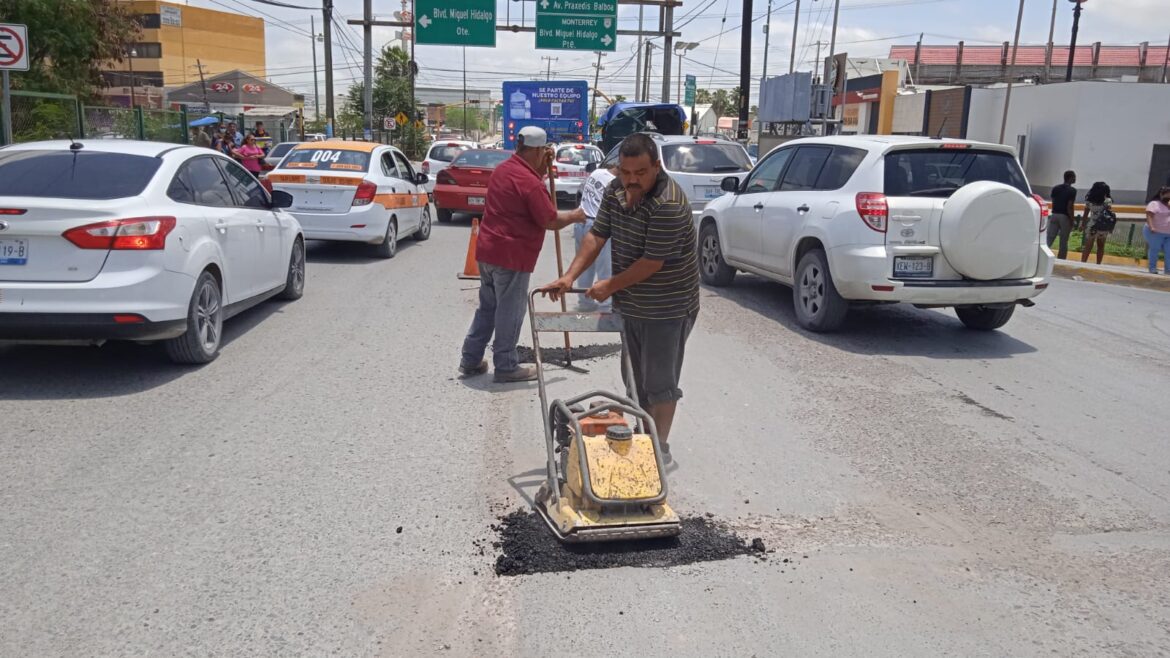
left=266, top=141, right=431, bottom=258
left=552, top=144, right=604, bottom=205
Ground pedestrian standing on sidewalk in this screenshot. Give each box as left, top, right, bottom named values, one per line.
left=1048, top=170, right=1077, bottom=260
left=572, top=163, right=617, bottom=312
left=1080, top=182, right=1115, bottom=265
left=458, top=126, right=585, bottom=383
left=542, top=134, right=700, bottom=464
left=1145, top=186, right=1170, bottom=274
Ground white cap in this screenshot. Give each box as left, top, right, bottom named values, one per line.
left=517, top=126, right=548, bottom=148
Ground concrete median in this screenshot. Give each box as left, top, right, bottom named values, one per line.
left=1051, top=260, right=1170, bottom=292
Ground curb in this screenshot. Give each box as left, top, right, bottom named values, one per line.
left=1052, top=262, right=1170, bottom=293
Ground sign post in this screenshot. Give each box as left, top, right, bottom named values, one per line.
left=535, top=0, right=617, bottom=52
left=0, top=23, right=29, bottom=146
left=685, top=74, right=696, bottom=135
left=415, top=0, right=495, bottom=47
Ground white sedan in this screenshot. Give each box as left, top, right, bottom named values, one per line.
left=0, top=140, right=306, bottom=364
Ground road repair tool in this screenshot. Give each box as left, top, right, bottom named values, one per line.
left=528, top=289, right=680, bottom=543
left=546, top=162, right=585, bottom=374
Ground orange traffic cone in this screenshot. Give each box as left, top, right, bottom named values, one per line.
left=456, top=217, right=481, bottom=280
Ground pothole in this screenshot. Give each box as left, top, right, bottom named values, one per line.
left=516, top=343, right=622, bottom=365
left=492, top=509, right=765, bottom=576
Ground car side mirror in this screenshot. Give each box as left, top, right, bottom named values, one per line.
left=270, top=190, right=294, bottom=209
left=585, top=162, right=598, bottom=173
left=415, top=172, right=429, bottom=185
left=721, top=176, right=741, bottom=193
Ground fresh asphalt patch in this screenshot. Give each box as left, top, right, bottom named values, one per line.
left=516, top=343, right=622, bottom=365
left=492, top=509, right=766, bottom=576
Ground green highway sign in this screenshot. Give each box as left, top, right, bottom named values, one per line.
left=415, top=0, right=496, bottom=47
left=535, top=0, right=617, bottom=52
left=684, top=74, right=696, bottom=106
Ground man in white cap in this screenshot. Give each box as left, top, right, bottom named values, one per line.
left=459, top=126, right=584, bottom=383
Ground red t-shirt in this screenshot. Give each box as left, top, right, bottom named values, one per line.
left=475, top=154, right=556, bottom=273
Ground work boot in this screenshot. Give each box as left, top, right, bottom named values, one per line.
left=660, top=442, right=673, bottom=465
left=493, top=365, right=538, bottom=383
left=458, top=360, right=488, bottom=376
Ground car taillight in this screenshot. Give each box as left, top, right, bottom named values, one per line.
left=421, top=161, right=430, bottom=174
left=352, top=180, right=378, bottom=206
left=0, top=208, right=26, bottom=215
left=855, top=193, right=888, bottom=233
left=63, top=217, right=177, bottom=250
left=259, top=174, right=273, bottom=193
left=1032, top=193, right=1050, bottom=232
left=436, top=171, right=457, bottom=185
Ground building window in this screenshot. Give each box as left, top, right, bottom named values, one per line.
left=129, top=43, right=162, bottom=59
left=103, top=71, right=165, bottom=88
left=137, top=13, right=161, bottom=29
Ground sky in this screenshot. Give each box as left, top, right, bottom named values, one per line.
left=181, top=0, right=1169, bottom=105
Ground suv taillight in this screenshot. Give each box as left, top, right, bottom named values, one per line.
left=352, top=180, right=378, bottom=206
left=63, top=217, right=177, bottom=250
left=855, top=193, right=888, bottom=233
left=421, top=160, right=430, bottom=174
left=1032, top=193, right=1050, bottom=232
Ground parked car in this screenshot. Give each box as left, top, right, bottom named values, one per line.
left=600, top=133, right=753, bottom=219
left=697, top=135, right=1054, bottom=332
left=552, top=144, right=604, bottom=206
left=433, top=149, right=512, bottom=222
left=264, top=141, right=300, bottom=170
left=266, top=140, right=431, bottom=258
left=421, top=140, right=476, bottom=192
left=0, top=140, right=306, bottom=364
left=747, top=143, right=759, bottom=164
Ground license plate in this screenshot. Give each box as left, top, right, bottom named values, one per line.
left=468, top=196, right=485, bottom=206
left=0, top=239, right=28, bottom=265
left=697, top=185, right=724, bottom=200
left=894, top=255, right=933, bottom=278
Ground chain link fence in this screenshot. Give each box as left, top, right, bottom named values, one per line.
left=82, top=105, right=138, bottom=140
left=2, top=91, right=190, bottom=146
left=5, top=92, right=82, bottom=143
left=142, top=108, right=185, bottom=143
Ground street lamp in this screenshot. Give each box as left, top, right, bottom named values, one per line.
left=127, top=47, right=138, bottom=109
left=674, top=42, right=699, bottom=105
left=1065, top=0, right=1087, bottom=82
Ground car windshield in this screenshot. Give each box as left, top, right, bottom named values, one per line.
left=662, top=143, right=753, bottom=174
left=884, top=148, right=1030, bottom=197
left=556, top=147, right=602, bottom=166
left=0, top=150, right=162, bottom=200
left=451, top=150, right=510, bottom=168
left=429, top=145, right=470, bottom=162
left=281, top=147, right=370, bottom=172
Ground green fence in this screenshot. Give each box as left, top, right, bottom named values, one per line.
left=1, top=91, right=189, bottom=146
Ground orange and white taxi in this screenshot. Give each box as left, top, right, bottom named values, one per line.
left=264, top=140, right=431, bottom=258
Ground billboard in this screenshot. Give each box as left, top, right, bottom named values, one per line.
left=502, top=80, right=589, bottom=149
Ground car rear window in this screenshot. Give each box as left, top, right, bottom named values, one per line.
left=269, top=143, right=296, bottom=158
left=884, top=148, right=1030, bottom=197
left=452, top=150, right=510, bottom=168
left=662, top=143, right=752, bottom=174
left=0, top=150, right=162, bottom=200
left=280, top=147, right=370, bottom=172
left=556, top=147, right=602, bottom=165
left=429, top=145, right=470, bottom=162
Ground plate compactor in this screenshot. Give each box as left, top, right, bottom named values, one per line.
left=527, top=289, right=680, bottom=543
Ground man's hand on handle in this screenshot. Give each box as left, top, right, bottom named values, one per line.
left=539, top=277, right=575, bottom=302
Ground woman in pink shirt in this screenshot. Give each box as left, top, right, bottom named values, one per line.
left=232, top=134, right=265, bottom=175
left=1145, top=185, right=1170, bottom=274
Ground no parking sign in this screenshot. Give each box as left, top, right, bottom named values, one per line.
left=0, top=24, right=29, bottom=71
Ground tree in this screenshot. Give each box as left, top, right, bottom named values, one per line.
left=695, top=89, right=712, bottom=105
left=0, top=0, right=140, bottom=97
left=444, top=107, right=487, bottom=134
left=340, top=45, right=428, bottom=157
left=614, top=95, right=627, bottom=103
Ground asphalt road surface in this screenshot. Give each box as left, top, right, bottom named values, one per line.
left=3, top=211, right=1170, bottom=656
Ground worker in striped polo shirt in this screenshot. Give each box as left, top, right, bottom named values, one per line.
left=543, top=134, right=699, bottom=463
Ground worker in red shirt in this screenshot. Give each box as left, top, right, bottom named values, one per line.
left=459, top=126, right=584, bottom=383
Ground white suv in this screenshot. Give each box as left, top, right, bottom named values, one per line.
left=697, top=135, right=1054, bottom=332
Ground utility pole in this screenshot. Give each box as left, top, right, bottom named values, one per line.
left=634, top=5, right=645, bottom=101
left=542, top=56, right=558, bottom=80
left=311, top=16, right=320, bottom=122
left=788, top=0, right=800, bottom=74
left=1162, top=32, right=1170, bottom=84
left=463, top=47, right=468, bottom=139
left=591, top=52, right=606, bottom=130
left=737, top=0, right=751, bottom=143
left=1000, top=0, right=1026, bottom=144
left=761, top=0, right=772, bottom=85
left=643, top=42, right=654, bottom=102
left=194, top=60, right=210, bottom=113
left=1065, top=0, right=1084, bottom=82
left=323, top=0, right=335, bottom=136
left=826, top=0, right=841, bottom=84
left=127, top=47, right=138, bottom=109
left=362, top=0, right=373, bottom=140
left=661, top=3, right=674, bottom=102
left=1044, top=0, right=1058, bottom=82
left=812, top=40, right=826, bottom=83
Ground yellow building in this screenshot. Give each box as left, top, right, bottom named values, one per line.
left=105, top=1, right=266, bottom=106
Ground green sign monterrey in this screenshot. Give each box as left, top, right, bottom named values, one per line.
left=535, top=0, right=617, bottom=51
left=415, top=0, right=496, bottom=47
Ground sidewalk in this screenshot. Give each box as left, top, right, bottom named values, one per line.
left=1051, top=259, right=1170, bottom=292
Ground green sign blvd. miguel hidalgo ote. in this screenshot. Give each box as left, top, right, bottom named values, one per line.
left=415, top=0, right=496, bottom=47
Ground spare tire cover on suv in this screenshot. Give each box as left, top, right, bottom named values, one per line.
left=939, top=181, right=1036, bottom=281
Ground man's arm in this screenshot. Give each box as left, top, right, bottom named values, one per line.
left=586, top=257, right=662, bottom=303
left=547, top=207, right=585, bottom=231
left=540, top=231, right=607, bottom=300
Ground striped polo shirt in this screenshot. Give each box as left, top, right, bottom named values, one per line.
left=590, top=171, right=700, bottom=321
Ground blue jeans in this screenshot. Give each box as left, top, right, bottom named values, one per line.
left=1144, top=226, right=1170, bottom=273
left=573, top=221, right=613, bottom=310
left=461, top=262, right=531, bottom=374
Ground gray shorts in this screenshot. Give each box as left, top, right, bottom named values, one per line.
left=620, top=311, right=698, bottom=408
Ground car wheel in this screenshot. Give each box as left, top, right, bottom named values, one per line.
left=698, top=223, right=736, bottom=286
left=955, top=305, right=1015, bottom=331
left=276, top=237, right=305, bottom=301
left=164, top=270, right=223, bottom=364
left=437, top=208, right=453, bottom=223
left=414, top=206, right=432, bottom=242
left=375, top=218, right=398, bottom=259
left=793, top=249, right=849, bottom=332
